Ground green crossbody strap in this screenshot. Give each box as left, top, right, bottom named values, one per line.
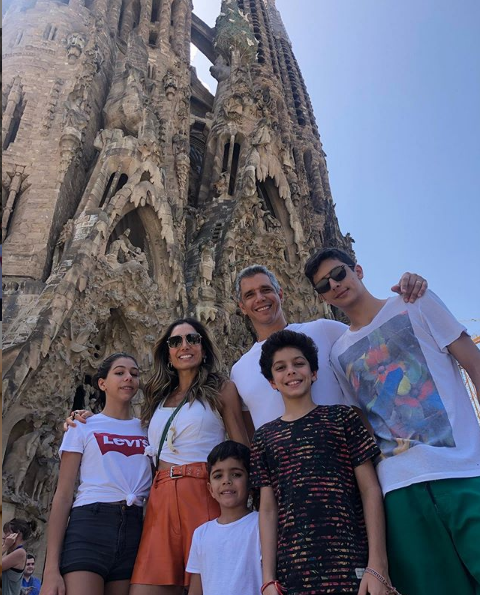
left=156, top=396, right=187, bottom=471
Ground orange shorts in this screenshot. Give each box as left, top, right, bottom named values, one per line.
left=131, top=462, right=220, bottom=587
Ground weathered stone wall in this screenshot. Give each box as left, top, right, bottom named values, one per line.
left=2, top=0, right=353, bottom=563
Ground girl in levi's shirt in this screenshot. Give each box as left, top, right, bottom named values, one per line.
left=40, top=353, right=152, bottom=595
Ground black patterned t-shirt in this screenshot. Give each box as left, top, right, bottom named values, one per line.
left=251, top=405, right=380, bottom=595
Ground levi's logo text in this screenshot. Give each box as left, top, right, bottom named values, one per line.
left=94, top=433, right=148, bottom=457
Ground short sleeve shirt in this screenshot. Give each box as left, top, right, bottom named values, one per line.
left=59, top=414, right=152, bottom=507
left=231, top=319, right=347, bottom=429
left=251, top=405, right=380, bottom=594
left=330, top=291, right=480, bottom=494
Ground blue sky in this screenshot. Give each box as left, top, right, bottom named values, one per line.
left=191, top=0, right=480, bottom=337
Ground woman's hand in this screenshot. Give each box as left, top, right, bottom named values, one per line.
left=63, top=409, right=93, bottom=431
left=40, top=570, right=66, bottom=595
left=3, top=532, right=18, bottom=550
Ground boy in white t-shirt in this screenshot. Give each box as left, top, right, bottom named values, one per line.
left=187, top=441, right=261, bottom=595
left=304, top=247, right=480, bottom=595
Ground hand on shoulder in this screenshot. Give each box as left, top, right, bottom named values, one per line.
left=391, top=272, right=427, bottom=303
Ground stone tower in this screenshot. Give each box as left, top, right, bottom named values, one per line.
left=2, top=0, right=351, bottom=554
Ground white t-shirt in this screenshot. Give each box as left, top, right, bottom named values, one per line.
left=231, top=319, right=347, bottom=429
left=330, top=291, right=480, bottom=495
left=186, top=511, right=262, bottom=595
left=147, top=399, right=226, bottom=466
left=59, top=413, right=152, bottom=507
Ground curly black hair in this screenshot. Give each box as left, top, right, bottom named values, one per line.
left=259, top=329, right=319, bottom=381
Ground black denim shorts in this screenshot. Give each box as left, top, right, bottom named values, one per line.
left=60, top=502, right=143, bottom=582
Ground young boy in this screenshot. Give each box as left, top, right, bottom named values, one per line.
left=186, top=441, right=262, bottom=595
left=304, top=247, right=480, bottom=595
left=251, top=329, right=393, bottom=595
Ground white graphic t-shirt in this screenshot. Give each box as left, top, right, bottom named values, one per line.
left=59, top=413, right=152, bottom=507
left=231, top=319, right=347, bottom=429
left=330, top=291, right=480, bottom=495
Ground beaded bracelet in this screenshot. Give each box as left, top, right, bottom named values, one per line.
left=364, top=567, right=402, bottom=595
left=261, top=580, right=286, bottom=594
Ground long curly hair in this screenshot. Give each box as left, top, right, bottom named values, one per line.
left=140, top=318, right=226, bottom=427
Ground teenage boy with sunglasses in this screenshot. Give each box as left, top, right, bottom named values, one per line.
left=304, top=247, right=480, bottom=595
left=231, top=264, right=427, bottom=433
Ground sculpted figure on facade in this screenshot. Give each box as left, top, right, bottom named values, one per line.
left=242, top=165, right=257, bottom=198
left=163, top=69, right=178, bottom=100
left=210, top=55, right=231, bottom=83
left=222, top=94, right=244, bottom=121
left=106, top=228, right=138, bottom=267
left=213, top=171, right=229, bottom=197
left=66, top=32, right=87, bottom=64
left=3, top=430, right=43, bottom=497
left=51, top=219, right=75, bottom=274
left=173, top=132, right=190, bottom=198
left=199, top=240, right=215, bottom=288
left=31, top=435, right=56, bottom=501
left=103, top=62, right=146, bottom=136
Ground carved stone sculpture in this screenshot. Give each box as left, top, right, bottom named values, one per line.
left=3, top=431, right=42, bottom=496
left=106, top=228, right=138, bottom=267
left=199, top=241, right=215, bottom=287
left=66, top=32, right=86, bottom=64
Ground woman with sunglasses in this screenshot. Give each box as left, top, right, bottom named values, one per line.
left=129, top=317, right=249, bottom=595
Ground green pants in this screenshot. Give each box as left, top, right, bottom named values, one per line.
left=385, top=477, right=480, bottom=595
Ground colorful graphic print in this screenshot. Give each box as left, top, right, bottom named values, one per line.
left=338, top=312, right=455, bottom=458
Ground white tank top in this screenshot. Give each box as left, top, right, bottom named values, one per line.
left=147, top=399, right=226, bottom=466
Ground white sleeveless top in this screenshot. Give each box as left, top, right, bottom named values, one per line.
left=147, top=399, right=226, bottom=466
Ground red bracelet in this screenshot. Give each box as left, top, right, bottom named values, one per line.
left=261, top=580, right=286, bottom=594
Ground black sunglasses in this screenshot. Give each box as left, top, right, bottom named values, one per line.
left=314, top=264, right=355, bottom=294
left=167, top=333, right=202, bottom=349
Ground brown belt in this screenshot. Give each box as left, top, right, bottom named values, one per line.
left=155, top=461, right=208, bottom=483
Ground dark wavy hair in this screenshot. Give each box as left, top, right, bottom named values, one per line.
left=140, top=318, right=226, bottom=427
left=91, top=352, right=139, bottom=412
left=259, top=330, right=319, bottom=381
left=3, top=518, right=37, bottom=541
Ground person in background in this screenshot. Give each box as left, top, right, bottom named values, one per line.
left=3, top=518, right=36, bottom=595
left=21, top=554, right=41, bottom=595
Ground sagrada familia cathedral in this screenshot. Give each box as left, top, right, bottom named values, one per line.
left=2, top=0, right=352, bottom=557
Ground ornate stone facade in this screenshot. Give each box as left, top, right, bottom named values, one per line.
left=2, top=0, right=352, bottom=561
